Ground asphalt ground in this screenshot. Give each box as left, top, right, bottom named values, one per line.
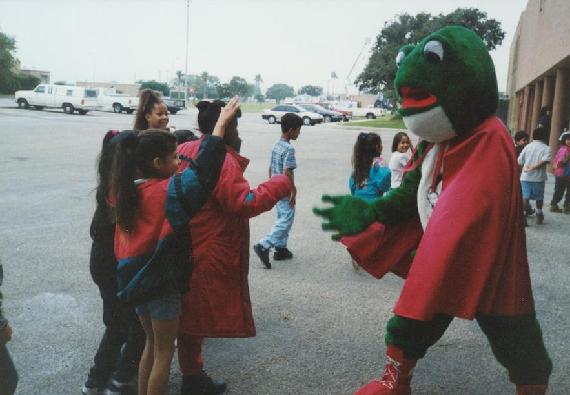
left=0, top=99, right=569, bottom=394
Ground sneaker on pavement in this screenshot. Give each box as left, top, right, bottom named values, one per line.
left=525, top=207, right=536, bottom=216
left=273, top=247, right=293, bottom=261
left=181, top=370, right=227, bottom=395
left=82, top=376, right=107, bottom=395
left=549, top=203, right=563, bottom=213
left=536, top=212, right=545, bottom=225
left=253, top=243, right=271, bottom=269
left=107, top=376, right=137, bottom=395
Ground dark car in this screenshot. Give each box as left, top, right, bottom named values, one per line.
left=163, top=97, right=185, bottom=115
left=296, top=103, right=345, bottom=122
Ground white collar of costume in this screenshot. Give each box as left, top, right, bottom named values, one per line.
left=405, top=106, right=455, bottom=230
left=417, top=143, right=447, bottom=230
left=403, top=106, right=456, bottom=143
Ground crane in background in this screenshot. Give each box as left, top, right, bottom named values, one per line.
left=344, top=37, right=372, bottom=97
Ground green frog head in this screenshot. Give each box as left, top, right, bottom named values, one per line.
left=394, top=26, right=498, bottom=142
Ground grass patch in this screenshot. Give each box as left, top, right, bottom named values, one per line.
left=345, top=117, right=405, bottom=129
left=239, top=102, right=274, bottom=113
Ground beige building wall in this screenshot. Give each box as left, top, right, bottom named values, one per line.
left=507, top=0, right=570, bottom=155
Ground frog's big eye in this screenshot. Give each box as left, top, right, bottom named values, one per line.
left=424, top=41, right=444, bottom=63
left=396, top=51, right=405, bottom=67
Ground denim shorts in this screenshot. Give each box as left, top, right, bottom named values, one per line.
left=135, top=292, right=181, bottom=321
left=521, top=181, right=545, bottom=201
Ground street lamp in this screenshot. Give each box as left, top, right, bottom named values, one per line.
left=184, top=0, right=190, bottom=105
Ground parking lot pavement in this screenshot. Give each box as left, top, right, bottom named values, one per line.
left=0, top=107, right=569, bottom=394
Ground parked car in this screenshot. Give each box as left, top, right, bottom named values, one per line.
left=15, top=84, right=101, bottom=115
left=321, top=103, right=353, bottom=121
left=261, top=104, right=323, bottom=126
left=296, top=103, right=344, bottom=122
left=163, top=97, right=185, bottom=115
left=94, top=87, right=138, bottom=114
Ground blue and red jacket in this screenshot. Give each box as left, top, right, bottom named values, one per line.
left=115, top=135, right=225, bottom=305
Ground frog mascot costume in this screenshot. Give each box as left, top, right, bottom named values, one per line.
left=314, top=26, right=552, bottom=395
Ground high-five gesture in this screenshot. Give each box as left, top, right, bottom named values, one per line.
left=213, top=96, right=240, bottom=138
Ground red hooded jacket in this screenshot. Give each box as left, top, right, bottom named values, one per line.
left=176, top=137, right=292, bottom=337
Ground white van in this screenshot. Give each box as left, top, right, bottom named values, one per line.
left=15, top=84, right=101, bottom=115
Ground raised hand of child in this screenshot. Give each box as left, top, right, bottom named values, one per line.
left=0, top=324, right=12, bottom=344
left=213, top=96, right=240, bottom=138
left=313, top=195, right=376, bottom=241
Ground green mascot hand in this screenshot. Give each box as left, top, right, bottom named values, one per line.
left=313, top=195, right=376, bottom=241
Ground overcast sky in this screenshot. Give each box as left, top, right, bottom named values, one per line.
left=0, top=0, right=528, bottom=93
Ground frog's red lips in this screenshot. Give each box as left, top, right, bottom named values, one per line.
left=400, top=86, right=437, bottom=110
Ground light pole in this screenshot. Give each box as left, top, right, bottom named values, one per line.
left=184, top=0, right=190, bottom=105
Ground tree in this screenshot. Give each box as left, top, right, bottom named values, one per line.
left=228, top=76, right=250, bottom=97
left=356, top=8, right=505, bottom=95
left=266, top=83, right=295, bottom=103
left=139, top=80, right=170, bottom=96
left=0, top=31, right=18, bottom=93
left=255, top=94, right=265, bottom=103
left=16, top=74, right=40, bottom=90
left=215, top=83, right=233, bottom=99
left=299, top=85, right=323, bottom=97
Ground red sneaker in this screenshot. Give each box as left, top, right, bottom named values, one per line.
left=354, top=345, right=416, bottom=395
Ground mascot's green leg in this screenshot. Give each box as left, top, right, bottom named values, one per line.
left=385, top=314, right=454, bottom=359
left=476, top=313, right=552, bottom=385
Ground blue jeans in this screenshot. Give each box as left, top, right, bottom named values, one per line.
left=260, top=198, right=295, bottom=249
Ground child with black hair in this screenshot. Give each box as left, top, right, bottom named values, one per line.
left=349, top=132, right=391, bottom=202
left=175, top=99, right=292, bottom=394
left=254, top=112, right=302, bottom=268
left=514, top=130, right=530, bottom=158
left=110, top=97, right=239, bottom=395
left=518, top=126, right=552, bottom=224
left=550, top=132, right=570, bottom=213
left=82, top=130, right=145, bottom=395
left=388, top=132, right=412, bottom=189
left=134, top=89, right=169, bottom=131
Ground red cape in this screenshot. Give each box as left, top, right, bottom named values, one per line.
left=343, top=116, right=535, bottom=320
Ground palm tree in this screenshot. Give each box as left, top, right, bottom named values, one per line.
left=201, top=71, right=209, bottom=99
left=176, top=70, right=183, bottom=98
left=331, top=71, right=338, bottom=97
left=255, top=74, right=263, bottom=95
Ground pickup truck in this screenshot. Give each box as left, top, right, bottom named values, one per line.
left=95, top=88, right=139, bottom=114
left=333, top=103, right=385, bottom=119
left=15, top=84, right=101, bottom=115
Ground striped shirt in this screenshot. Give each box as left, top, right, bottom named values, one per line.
left=270, top=139, right=296, bottom=176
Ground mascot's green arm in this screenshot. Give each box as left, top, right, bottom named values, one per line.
left=314, top=141, right=427, bottom=240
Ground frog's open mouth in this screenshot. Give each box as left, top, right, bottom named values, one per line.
left=400, top=86, right=438, bottom=110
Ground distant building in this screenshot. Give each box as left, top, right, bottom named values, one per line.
left=76, top=81, right=140, bottom=96
left=507, top=0, right=570, bottom=155
left=19, top=68, right=50, bottom=84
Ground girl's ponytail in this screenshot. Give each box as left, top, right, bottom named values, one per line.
left=110, top=130, right=177, bottom=232
left=111, top=132, right=140, bottom=232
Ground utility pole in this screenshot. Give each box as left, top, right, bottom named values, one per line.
left=184, top=0, right=190, bottom=105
